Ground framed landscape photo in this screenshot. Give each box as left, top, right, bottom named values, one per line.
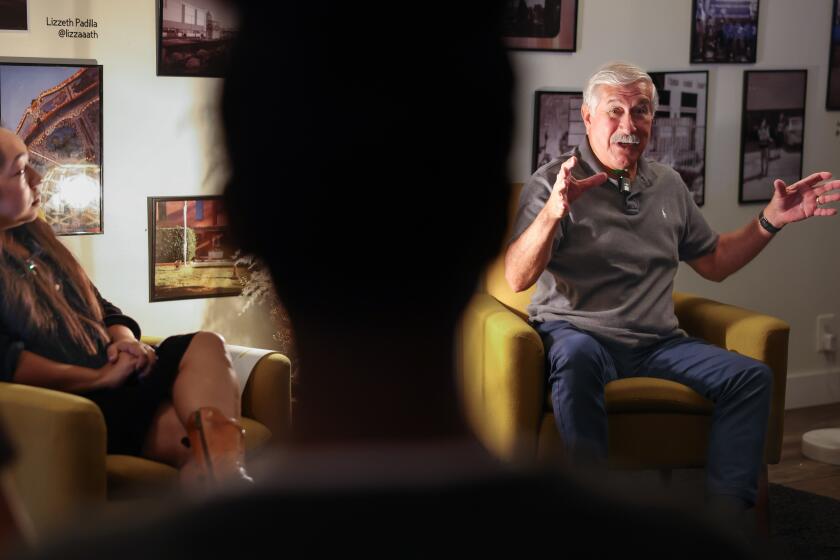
left=739, top=70, right=807, bottom=204
left=502, top=0, right=577, bottom=52
left=827, top=0, right=840, bottom=109
left=647, top=71, right=709, bottom=206
left=157, top=0, right=239, bottom=77
left=0, top=62, right=103, bottom=235
left=0, top=0, right=27, bottom=30
left=690, top=0, right=759, bottom=63
left=532, top=91, right=584, bottom=172
left=148, top=196, right=244, bottom=302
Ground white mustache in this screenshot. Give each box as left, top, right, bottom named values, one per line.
left=611, top=133, right=640, bottom=144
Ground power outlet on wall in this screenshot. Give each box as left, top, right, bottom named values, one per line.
left=816, top=314, right=837, bottom=353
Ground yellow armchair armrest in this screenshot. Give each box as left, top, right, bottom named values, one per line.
left=673, top=291, right=789, bottom=463
left=458, top=293, right=545, bottom=463
left=0, top=382, right=106, bottom=534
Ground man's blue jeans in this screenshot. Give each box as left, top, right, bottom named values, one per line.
left=535, top=320, right=773, bottom=506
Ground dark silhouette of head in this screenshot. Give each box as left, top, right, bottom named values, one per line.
left=222, top=2, right=512, bottom=330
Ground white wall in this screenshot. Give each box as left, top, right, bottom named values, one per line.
left=0, top=0, right=279, bottom=350
left=508, top=0, right=840, bottom=408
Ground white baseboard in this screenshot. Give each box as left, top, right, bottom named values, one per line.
left=785, top=367, right=840, bottom=410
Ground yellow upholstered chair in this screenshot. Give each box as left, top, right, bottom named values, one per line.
left=0, top=341, right=291, bottom=536
left=457, top=184, right=789, bottom=524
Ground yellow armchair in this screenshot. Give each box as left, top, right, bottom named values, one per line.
left=0, top=342, right=291, bottom=536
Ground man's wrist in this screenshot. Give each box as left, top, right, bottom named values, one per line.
left=758, top=210, right=782, bottom=235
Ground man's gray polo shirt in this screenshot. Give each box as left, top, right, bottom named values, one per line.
left=510, top=138, right=718, bottom=348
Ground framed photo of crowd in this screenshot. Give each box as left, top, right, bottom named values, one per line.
left=0, top=62, right=103, bottom=235
left=738, top=70, right=807, bottom=204
left=157, top=0, right=239, bottom=77
left=532, top=91, right=584, bottom=172
left=647, top=71, right=709, bottom=207
left=147, top=195, right=244, bottom=302
left=690, top=0, right=759, bottom=64
left=502, top=0, right=578, bottom=52
left=827, top=0, right=840, bottom=109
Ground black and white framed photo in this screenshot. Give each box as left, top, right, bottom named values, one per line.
left=827, top=0, right=840, bottom=109
left=502, top=0, right=578, bottom=52
left=690, top=0, right=759, bottom=63
left=148, top=196, right=244, bottom=302
left=739, top=70, right=807, bottom=204
left=647, top=71, right=709, bottom=206
left=157, top=0, right=239, bottom=77
left=0, top=0, right=27, bottom=30
left=0, top=62, right=103, bottom=235
left=532, top=91, right=584, bottom=172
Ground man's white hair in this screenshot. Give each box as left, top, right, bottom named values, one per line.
left=583, top=61, right=658, bottom=114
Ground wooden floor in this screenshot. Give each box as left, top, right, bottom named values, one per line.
left=768, top=402, right=840, bottom=500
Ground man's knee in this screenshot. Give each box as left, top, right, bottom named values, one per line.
left=747, top=361, right=773, bottom=394
left=546, top=331, right=610, bottom=386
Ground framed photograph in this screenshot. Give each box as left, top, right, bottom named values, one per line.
left=690, top=0, right=759, bottom=63
left=532, top=91, right=584, bottom=172
left=827, top=0, right=840, bottom=109
left=502, top=0, right=577, bottom=52
left=647, top=71, right=709, bottom=206
left=148, top=196, right=244, bottom=302
left=0, top=62, right=103, bottom=235
left=0, top=0, right=27, bottom=30
left=157, top=0, right=239, bottom=78
left=739, top=70, right=807, bottom=204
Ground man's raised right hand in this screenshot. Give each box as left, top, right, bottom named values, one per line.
left=546, top=156, right=608, bottom=220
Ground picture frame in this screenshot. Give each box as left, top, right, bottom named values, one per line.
left=647, top=70, right=709, bottom=206
left=0, top=0, right=27, bottom=30
left=148, top=195, right=244, bottom=302
left=532, top=90, right=584, bottom=172
left=827, top=0, right=840, bottom=110
left=0, top=62, right=103, bottom=235
left=502, top=0, right=578, bottom=52
left=738, top=70, right=807, bottom=204
left=690, top=0, right=759, bottom=64
left=157, top=0, right=238, bottom=78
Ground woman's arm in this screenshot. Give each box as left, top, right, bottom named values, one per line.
left=12, top=350, right=138, bottom=393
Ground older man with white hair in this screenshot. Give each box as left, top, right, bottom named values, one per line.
left=505, top=61, right=840, bottom=518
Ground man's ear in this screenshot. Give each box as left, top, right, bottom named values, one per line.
left=581, top=102, right=592, bottom=134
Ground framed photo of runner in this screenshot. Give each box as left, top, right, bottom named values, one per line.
left=532, top=90, right=584, bottom=172
left=647, top=70, right=709, bottom=207
left=827, top=0, right=840, bottom=109
left=738, top=70, right=807, bottom=204
left=690, top=0, right=759, bottom=63
left=502, top=0, right=578, bottom=52
left=157, top=0, right=239, bottom=77
left=148, top=195, right=244, bottom=302
left=0, top=62, right=103, bottom=235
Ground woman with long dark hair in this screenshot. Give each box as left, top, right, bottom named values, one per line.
left=0, top=127, right=249, bottom=485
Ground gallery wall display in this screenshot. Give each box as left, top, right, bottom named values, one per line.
left=532, top=91, right=583, bottom=172
left=148, top=195, right=243, bottom=302
left=0, top=0, right=27, bottom=30
left=739, top=69, right=807, bottom=204
left=827, top=0, right=840, bottom=110
left=502, top=0, right=577, bottom=52
left=647, top=71, right=709, bottom=206
left=0, top=62, right=103, bottom=235
left=690, top=0, right=759, bottom=64
left=157, top=0, right=239, bottom=78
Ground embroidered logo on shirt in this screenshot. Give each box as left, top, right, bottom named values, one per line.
left=661, top=207, right=668, bottom=219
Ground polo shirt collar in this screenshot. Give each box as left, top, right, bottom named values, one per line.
left=577, top=136, right=656, bottom=189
